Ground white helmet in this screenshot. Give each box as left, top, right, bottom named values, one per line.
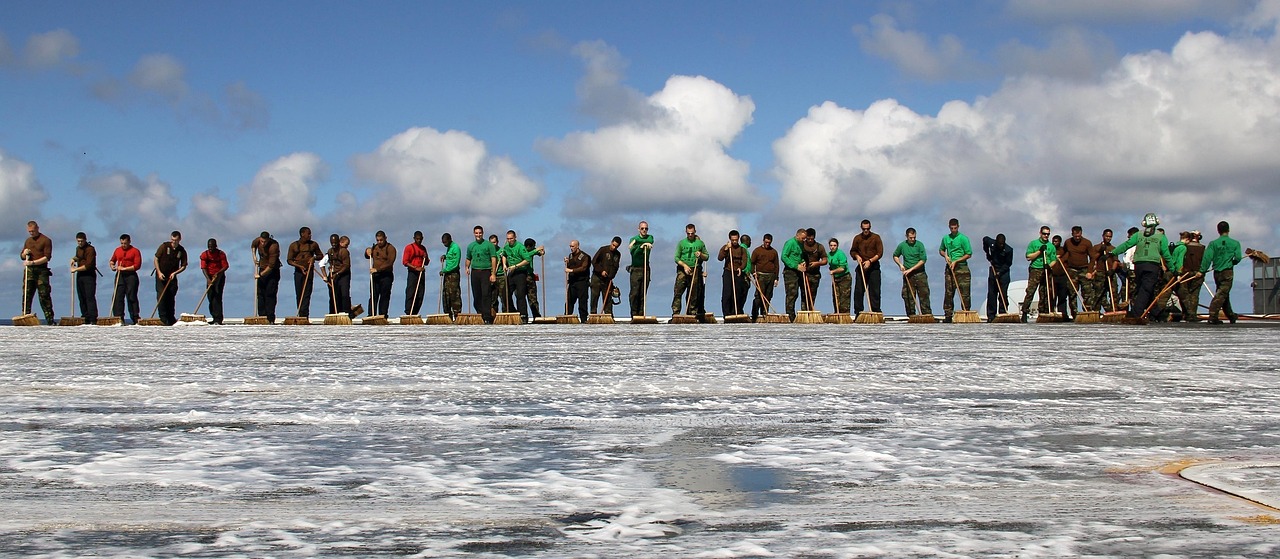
left=1142, top=213, right=1160, bottom=229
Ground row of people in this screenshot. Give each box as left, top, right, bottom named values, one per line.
left=17, top=213, right=1244, bottom=325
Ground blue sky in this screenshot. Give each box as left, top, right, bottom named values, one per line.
left=3, top=0, right=1276, bottom=317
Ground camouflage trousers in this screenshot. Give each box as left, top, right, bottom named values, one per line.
left=1081, top=272, right=1110, bottom=312
left=1064, top=266, right=1085, bottom=313
left=941, top=262, right=971, bottom=317
left=526, top=277, right=542, bottom=318
left=782, top=268, right=801, bottom=320
left=491, top=275, right=508, bottom=313
left=628, top=266, right=649, bottom=316
left=831, top=273, right=852, bottom=314
left=672, top=266, right=704, bottom=315
left=442, top=271, right=462, bottom=318
left=23, top=265, right=54, bottom=322
left=1177, top=273, right=1204, bottom=321
left=1021, top=267, right=1051, bottom=314
left=1207, top=269, right=1236, bottom=320
left=901, top=270, right=932, bottom=315
left=1152, top=271, right=1177, bottom=319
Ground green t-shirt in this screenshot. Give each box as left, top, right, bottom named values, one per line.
left=1026, top=239, right=1056, bottom=269
left=893, top=240, right=928, bottom=269
left=828, top=249, right=850, bottom=278
left=629, top=234, right=655, bottom=267
left=939, top=232, right=972, bottom=262
left=467, top=240, right=496, bottom=270
left=1201, top=234, right=1243, bottom=273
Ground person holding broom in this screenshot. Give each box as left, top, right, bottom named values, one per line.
left=1020, top=226, right=1056, bottom=322
left=402, top=231, right=429, bottom=316
left=465, top=226, right=496, bottom=324
left=365, top=230, right=396, bottom=318
left=109, top=234, right=143, bottom=324
left=1177, top=230, right=1206, bottom=322
left=893, top=227, right=931, bottom=318
left=252, top=231, right=281, bottom=324
left=982, top=233, right=1012, bottom=322
left=938, top=218, right=972, bottom=323
left=827, top=237, right=852, bottom=314
left=850, top=220, right=883, bottom=319
left=1061, top=226, right=1093, bottom=317
left=1084, top=229, right=1116, bottom=313
left=591, top=236, right=622, bottom=316
left=20, top=220, right=56, bottom=325
left=627, top=221, right=655, bottom=318
left=565, top=239, right=591, bottom=323
left=672, top=223, right=709, bottom=322
left=800, top=228, right=828, bottom=313
left=502, top=230, right=534, bottom=322
left=199, top=238, right=229, bottom=325
left=718, top=230, right=748, bottom=317
left=440, top=233, right=462, bottom=321
left=153, top=231, right=188, bottom=326
left=780, top=228, right=806, bottom=321
left=71, top=232, right=99, bottom=324
left=750, top=233, right=780, bottom=322
left=287, top=227, right=324, bottom=319
left=1111, top=213, right=1173, bottom=320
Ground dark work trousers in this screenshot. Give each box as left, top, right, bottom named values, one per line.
left=371, top=271, right=393, bottom=317
left=207, top=273, right=226, bottom=324
left=751, top=272, right=777, bottom=320
left=628, top=266, right=649, bottom=316
left=257, top=268, right=280, bottom=323
left=722, top=269, right=747, bottom=315
left=469, top=269, right=493, bottom=322
left=854, top=263, right=881, bottom=314
left=77, top=269, right=99, bottom=322
left=1129, top=262, right=1161, bottom=318
left=294, top=268, right=315, bottom=317
left=567, top=276, right=589, bottom=322
left=987, top=268, right=1010, bottom=316
left=507, top=269, right=530, bottom=319
left=405, top=268, right=426, bottom=315
left=330, top=272, right=352, bottom=316
left=113, top=271, right=141, bottom=323
left=155, top=274, right=179, bottom=325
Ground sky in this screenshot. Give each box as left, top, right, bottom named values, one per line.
left=3, top=0, right=1278, bottom=317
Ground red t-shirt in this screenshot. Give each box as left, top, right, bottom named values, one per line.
left=111, top=246, right=143, bottom=271
left=201, top=249, right=229, bottom=277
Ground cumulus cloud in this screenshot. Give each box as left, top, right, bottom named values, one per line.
left=129, top=53, right=189, bottom=104
left=23, top=29, right=80, bottom=69
left=346, top=127, right=542, bottom=227
left=996, top=27, right=1117, bottom=80
left=190, top=153, right=327, bottom=238
left=774, top=28, right=1280, bottom=248
left=0, top=150, right=50, bottom=241
left=538, top=41, right=760, bottom=218
left=853, top=14, right=982, bottom=81
left=80, top=170, right=181, bottom=242
left=224, top=81, right=270, bottom=130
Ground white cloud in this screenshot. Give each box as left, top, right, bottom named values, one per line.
left=347, top=127, right=542, bottom=227
left=224, top=81, right=270, bottom=130
left=23, top=28, right=79, bottom=69
left=0, top=150, right=50, bottom=241
left=191, top=153, right=327, bottom=238
left=853, top=14, right=981, bottom=81
left=996, top=27, right=1117, bottom=80
left=80, top=170, right=181, bottom=242
left=129, top=53, right=189, bottom=103
left=539, top=41, right=760, bottom=217
left=774, top=28, right=1280, bottom=249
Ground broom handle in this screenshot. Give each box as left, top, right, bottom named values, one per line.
left=904, top=268, right=920, bottom=313
left=858, top=259, right=872, bottom=311
left=111, top=268, right=122, bottom=318
left=370, top=248, right=378, bottom=316
left=802, top=267, right=815, bottom=311
left=296, top=262, right=312, bottom=315
left=749, top=272, right=778, bottom=315
left=252, top=250, right=260, bottom=317
left=501, top=255, right=509, bottom=314
left=642, top=246, right=650, bottom=316
left=989, top=265, right=1007, bottom=308
left=70, top=269, right=77, bottom=318
left=409, top=250, right=424, bottom=316
left=328, top=264, right=337, bottom=314
left=149, top=273, right=175, bottom=319
left=830, top=264, right=838, bottom=313
left=540, top=254, right=547, bottom=315
left=192, top=274, right=214, bottom=314
left=22, top=257, right=30, bottom=315
left=947, top=261, right=969, bottom=312
left=1107, top=271, right=1117, bottom=313
left=1061, top=261, right=1084, bottom=311
left=436, top=269, right=443, bottom=315
left=1142, top=272, right=1189, bottom=319
left=729, top=244, right=740, bottom=315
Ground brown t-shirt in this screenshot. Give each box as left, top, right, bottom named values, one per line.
left=849, top=232, right=884, bottom=264
left=255, top=238, right=280, bottom=272
left=751, top=246, right=780, bottom=275
left=718, top=243, right=746, bottom=272
left=75, top=243, right=98, bottom=271
left=22, top=233, right=52, bottom=263
left=1062, top=237, right=1093, bottom=268
left=369, top=243, right=396, bottom=273
left=328, top=246, right=350, bottom=276
left=288, top=239, right=323, bottom=271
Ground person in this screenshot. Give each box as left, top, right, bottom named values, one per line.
left=153, top=230, right=187, bottom=326
left=717, top=230, right=748, bottom=316
left=565, top=239, right=591, bottom=322
left=1019, top=226, right=1056, bottom=322
left=110, top=233, right=143, bottom=324
left=252, top=231, right=281, bottom=323
left=1061, top=226, right=1093, bottom=315
left=849, top=219, right=883, bottom=317
left=827, top=237, right=851, bottom=314
left=287, top=227, right=323, bottom=318
left=522, top=238, right=545, bottom=320
left=320, top=234, right=351, bottom=316
left=440, top=233, right=462, bottom=320
left=1084, top=229, right=1116, bottom=313
left=488, top=234, right=506, bottom=315
left=365, top=230, right=396, bottom=318
left=938, top=218, right=972, bottom=323
left=502, top=230, right=534, bottom=322
left=1118, top=226, right=1140, bottom=306
left=893, top=227, right=931, bottom=317
left=71, top=232, right=99, bottom=324
left=982, top=234, right=1012, bottom=321
left=1049, top=235, right=1071, bottom=320
left=401, top=231, right=429, bottom=316
left=465, top=225, right=496, bottom=323
left=780, top=228, right=806, bottom=321
left=1200, top=220, right=1243, bottom=324
left=199, top=238, right=229, bottom=325
left=750, top=233, right=780, bottom=322
left=1177, top=230, right=1206, bottom=322
left=1112, top=213, right=1173, bottom=319
left=672, top=224, right=709, bottom=320
left=740, top=234, right=754, bottom=313
left=20, top=220, right=55, bottom=324
left=627, top=221, right=655, bottom=317
left=591, top=236, right=622, bottom=315
left=800, top=228, right=828, bottom=312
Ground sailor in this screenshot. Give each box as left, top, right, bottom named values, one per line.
left=1200, top=221, right=1243, bottom=324
left=20, top=220, right=55, bottom=324
left=71, top=232, right=99, bottom=324
left=1020, top=226, right=1056, bottom=322
left=1112, top=213, right=1174, bottom=320
left=938, top=218, right=972, bottom=323
left=893, top=227, right=931, bottom=317
left=153, top=230, right=188, bottom=326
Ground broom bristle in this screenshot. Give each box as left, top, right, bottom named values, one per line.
left=399, top=315, right=425, bottom=325
left=424, top=314, right=453, bottom=325
left=323, top=313, right=353, bottom=325
left=763, top=314, right=790, bottom=323
left=494, top=313, right=523, bottom=325
left=136, top=318, right=165, bottom=326
left=1075, top=311, right=1101, bottom=324
left=907, top=314, right=936, bottom=324
left=723, top=313, right=751, bottom=323
left=363, top=315, right=389, bottom=325
left=179, top=314, right=206, bottom=323
left=854, top=312, right=884, bottom=324
left=668, top=314, right=698, bottom=324
left=12, top=314, right=40, bottom=326
left=283, top=316, right=310, bottom=325
left=629, top=315, right=659, bottom=324
left=455, top=313, right=484, bottom=325
left=96, top=317, right=123, bottom=326
left=953, top=310, right=981, bottom=323
left=555, top=315, right=581, bottom=324
left=58, top=317, right=85, bottom=326
left=243, top=316, right=271, bottom=325
left=824, top=313, right=854, bottom=324
left=794, top=310, right=824, bottom=324
left=992, top=313, right=1022, bottom=323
